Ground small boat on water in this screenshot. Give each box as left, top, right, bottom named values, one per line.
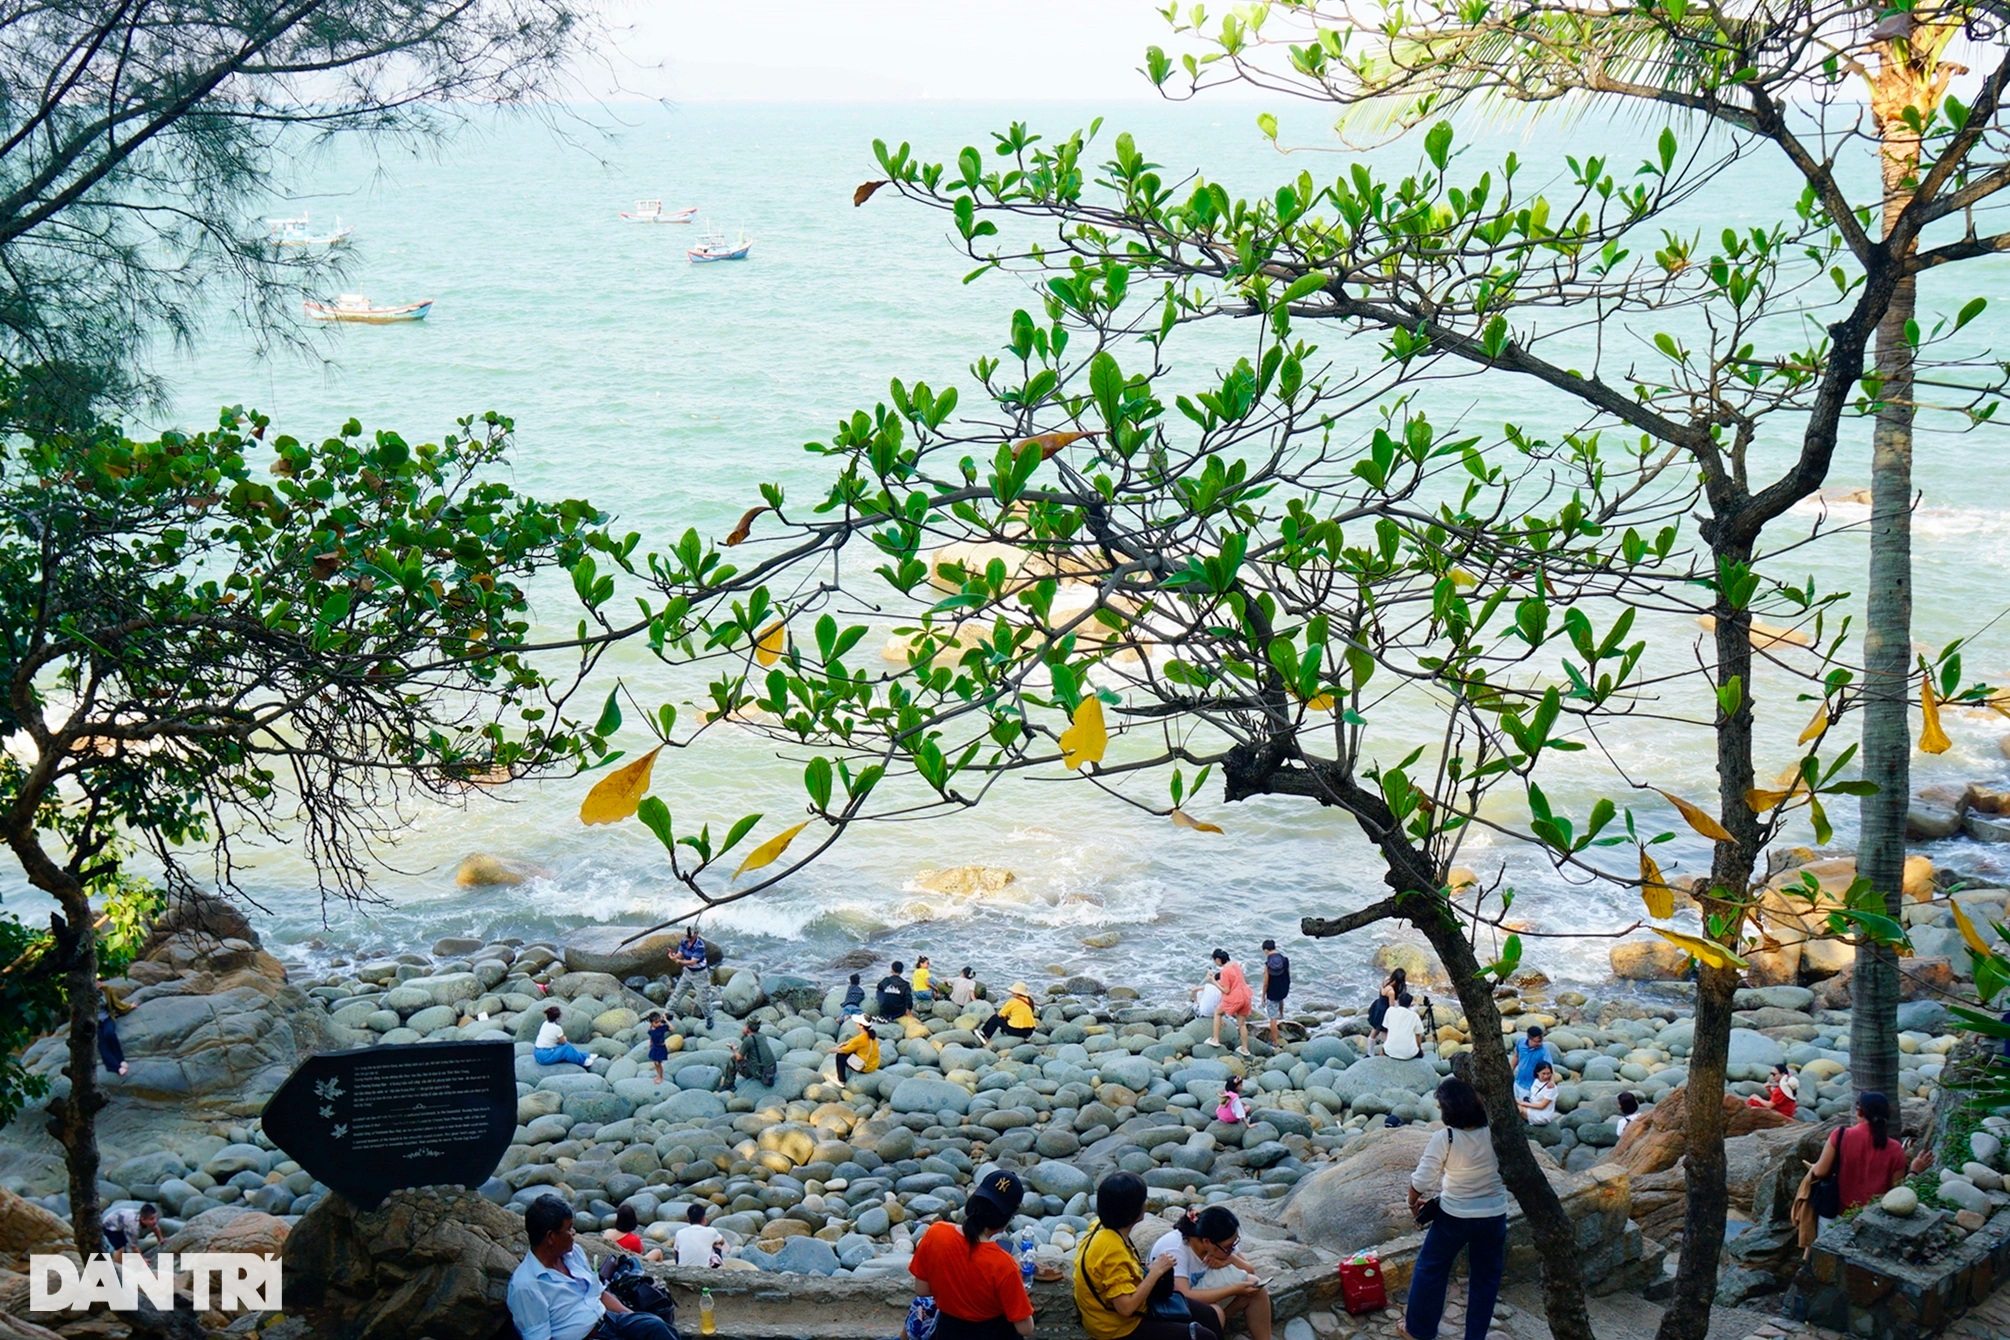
left=688, top=228, right=752, bottom=263
left=620, top=199, right=698, bottom=224
left=266, top=213, right=353, bottom=246
left=304, top=294, right=433, bottom=323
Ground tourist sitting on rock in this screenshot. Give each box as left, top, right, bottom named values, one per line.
left=950, top=965, right=980, bottom=1008
left=646, top=1012, right=671, bottom=1085
left=534, top=1006, right=597, bottom=1069
left=1215, top=1075, right=1247, bottom=1125
left=101, top=1202, right=157, bottom=1263
left=603, top=1204, right=664, bottom=1262
left=839, top=972, right=867, bottom=1020
left=1400, top=1077, right=1509, bottom=1340
left=723, top=1020, right=778, bottom=1090
left=1746, top=1063, right=1798, bottom=1119
left=1368, top=968, right=1405, bottom=1056
left=667, top=927, right=714, bottom=1025
left=978, top=983, right=1038, bottom=1045
left=674, top=1204, right=725, bottom=1268
left=1208, top=949, right=1253, bottom=1057
left=1074, top=1171, right=1222, bottom=1340
left=876, top=961, right=915, bottom=1021
left=912, top=955, right=935, bottom=1005
left=1148, top=1205, right=1272, bottom=1340
left=833, top=1017, right=881, bottom=1085
left=1613, top=1091, right=1642, bottom=1141
left=1511, top=1024, right=1556, bottom=1100
left=1382, top=990, right=1425, bottom=1061
left=1517, top=1061, right=1560, bottom=1126
left=910, top=1167, right=1036, bottom=1339
left=508, top=1194, right=675, bottom=1340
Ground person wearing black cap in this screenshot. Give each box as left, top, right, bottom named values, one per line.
left=909, top=1167, right=1036, bottom=1339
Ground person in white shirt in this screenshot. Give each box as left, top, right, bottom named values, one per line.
left=1400, top=1077, right=1510, bottom=1340
left=949, top=966, right=980, bottom=1008
left=1518, top=1062, right=1561, bottom=1126
left=1147, top=1205, right=1273, bottom=1340
left=1381, top=991, right=1426, bottom=1061
left=673, top=1204, right=725, bottom=1269
left=1613, top=1092, right=1642, bottom=1141
left=533, top=1005, right=597, bottom=1068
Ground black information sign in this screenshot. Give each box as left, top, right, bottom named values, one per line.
left=262, top=1040, right=517, bottom=1209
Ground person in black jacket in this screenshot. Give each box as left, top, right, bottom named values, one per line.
left=876, top=961, right=915, bottom=1021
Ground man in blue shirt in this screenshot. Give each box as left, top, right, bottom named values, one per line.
left=666, top=926, right=713, bottom=1026
left=508, top=1195, right=674, bottom=1340
left=1513, top=1024, right=1558, bottom=1102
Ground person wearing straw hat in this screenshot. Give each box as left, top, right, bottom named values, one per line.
left=979, top=982, right=1039, bottom=1046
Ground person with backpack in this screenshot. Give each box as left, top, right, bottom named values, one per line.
left=1257, top=939, right=1290, bottom=1048
left=909, top=1167, right=1036, bottom=1338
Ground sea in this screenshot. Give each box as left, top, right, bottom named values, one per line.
left=22, top=100, right=2010, bottom=1003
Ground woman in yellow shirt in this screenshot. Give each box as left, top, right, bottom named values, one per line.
left=912, top=955, right=934, bottom=1003
left=832, top=1019, right=880, bottom=1086
left=1074, top=1172, right=1222, bottom=1340
left=979, top=982, right=1040, bottom=1046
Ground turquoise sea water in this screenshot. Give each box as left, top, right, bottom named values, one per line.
left=26, top=101, right=2010, bottom=998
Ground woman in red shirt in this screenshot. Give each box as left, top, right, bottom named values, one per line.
left=1746, top=1064, right=1798, bottom=1119
left=910, top=1168, right=1035, bottom=1339
left=1209, top=949, right=1253, bottom=1055
left=1805, top=1091, right=1911, bottom=1217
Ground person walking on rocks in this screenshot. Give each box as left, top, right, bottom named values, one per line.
left=1382, top=991, right=1425, bottom=1061
left=646, top=1012, right=671, bottom=1085
left=98, top=982, right=132, bottom=1077
left=1511, top=1024, right=1555, bottom=1101
left=1399, top=1077, right=1508, bottom=1340
left=1208, top=949, right=1253, bottom=1056
left=534, top=1005, right=597, bottom=1068
left=910, top=1167, right=1037, bottom=1339
left=833, top=1016, right=882, bottom=1086
left=1148, top=1206, right=1272, bottom=1340
left=1257, top=939, right=1290, bottom=1048
left=950, top=965, right=980, bottom=1008
left=877, top=960, right=916, bottom=1022
left=1368, top=968, right=1406, bottom=1057
left=101, top=1202, right=157, bottom=1263
left=508, top=1194, right=675, bottom=1340
left=667, top=926, right=714, bottom=1025
left=978, top=982, right=1038, bottom=1046
left=1074, top=1171, right=1223, bottom=1340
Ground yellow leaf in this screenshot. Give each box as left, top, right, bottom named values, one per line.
left=1920, top=673, right=1952, bottom=754
left=579, top=746, right=662, bottom=826
left=734, top=820, right=810, bottom=880
left=1305, top=693, right=1334, bottom=712
left=1058, top=696, right=1108, bottom=771
left=1745, top=777, right=1805, bottom=811
left=1798, top=698, right=1830, bottom=745
left=1652, top=789, right=1734, bottom=843
left=1652, top=927, right=1750, bottom=971
left=1015, top=430, right=1097, bottom=460
left=1639, top=849, right=1675, bottom=920
left=1953, top=899, right=1994, bottom=956
left=754, top=622, right=787, bottom=667
left=1448, top=567, right=1477, bottom=587
left=1171, top=809, right=1224, bottom=834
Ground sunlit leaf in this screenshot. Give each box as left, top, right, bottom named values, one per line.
left=579, top=746, right=662, bottom=826
left=1305, top=693, right=1335, bottom=712
left=1448, top=567, right=1478, bottom=588
left=1920, top=672, right=1952, bottom=754
left=1954, top=900, right=1995, bottom=955
left=1058, top=695, right=1108, bottom=770
left=725, top=506, right=771, bottom=546
left=1639, top=848, right=1675, bottom=919
left=1015, top=431, right=1097, bottom=460
left=1653, top=927, right=1749, bottom=970
left=733, top=820, right=811, bottom=880
left=1798, top=698, right=1830, bottom=745
left=1171, top=808, right=1224, bottom=833
left=1653, top=788, right=1734, bottom=842
left=854, top=180, right=889, bottom=206
left=755, top=622, right=787, bottom=667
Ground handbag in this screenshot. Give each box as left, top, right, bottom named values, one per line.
left=1811, top=1127, right=1846, bottom=1219
left=904, top=1294, right=939, bottom=1340
left=1146, top=1267, right=1192, bottom=1322
left=1413, top=1196, right=1441, bottom=1227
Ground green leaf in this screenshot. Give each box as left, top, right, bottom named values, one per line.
left=636, top=796, right=676, bottom=853
left=1257, top=112, right=1279, bottom=140
left=1281, top=272, right=1331, bottom=304
left=595, top=688, right=622, bottom=738
left=1425, top=121, right=1454, bottom=171
left=805, top=756, right=834, bottom=811
left=719, top=812, right=763, bottom=857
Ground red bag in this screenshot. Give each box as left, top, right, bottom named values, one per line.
left=1338, top=1258, right=1388, bottom=1314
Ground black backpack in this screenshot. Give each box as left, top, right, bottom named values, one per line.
left=598, top=1253, right=681, bottom=1335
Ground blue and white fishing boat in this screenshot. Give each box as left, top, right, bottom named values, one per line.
left=688, top=228, right=752, bottom=263
left=266, top=213, right=353, bottom=246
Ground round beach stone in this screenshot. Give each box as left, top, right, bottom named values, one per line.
left=889, top=1076, right=972, bottom=1115
left=1882, top=1186, right=1919, bottom=1216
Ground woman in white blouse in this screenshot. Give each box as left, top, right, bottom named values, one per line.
left=1399, top=1077, right=1509, bottom=1340
left=1517, top=1062, right=1560, bottom=1126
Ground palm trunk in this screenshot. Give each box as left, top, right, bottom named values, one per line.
left=1851, top=82, right=1922, bottom=1106
left=1655, top=568, right=1764, bottom=1340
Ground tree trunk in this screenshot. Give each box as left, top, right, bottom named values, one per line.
left=1654, top=567, right=1764, bottom=1340
left=1852, top=79, right=1922, bottom=1106
left=47, top=896, right=105, bottom=1258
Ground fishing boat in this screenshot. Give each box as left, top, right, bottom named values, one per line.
left=266, top=213, right=353, bottom=246
left=303, top=294, right=433, bottom=323
left=619, top=199, right=698, bottom=224
left=688, top=229, right=753, bottom=263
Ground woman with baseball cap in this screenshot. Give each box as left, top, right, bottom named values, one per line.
left=910, top=1167, right=1035, bottom=1338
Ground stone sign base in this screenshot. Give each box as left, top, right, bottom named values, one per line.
left=1787, top=1205, right=2010, bottom=1339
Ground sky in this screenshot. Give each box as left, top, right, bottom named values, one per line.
left=603, top=0, right=1206, bottom=102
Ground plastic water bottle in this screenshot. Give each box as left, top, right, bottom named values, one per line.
left=699, top=1287, right=715, bottom=1335
left=1019, top=1229, right=1036, bottom=1285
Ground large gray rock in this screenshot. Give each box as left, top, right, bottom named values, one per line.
left=889, top=1076, right=973, bottom=1116
left=1025, top=1161, right=1094, bottom=1200
left=283, top=1187, right=524, bottom=1340
left=721, top=970, right=765, bottom=1017
left=563, top=926, right=680, bottom=979
left=1281, top=1124, right=1436, bottom=1252
left=1324, top=1055, right=1440, bottom=1106
left=1728, top=1029, right=1786, bottom=1071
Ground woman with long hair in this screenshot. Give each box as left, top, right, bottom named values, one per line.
left=1208, top=949, right=1253, bottom=1056
left=1804, top=1091, right=1910, bottom=1217
left=1398, top=1077, right=1509, bottom=1340
left=909, top=1169, right=1035, bottom=1339
left=1369, top=968, right=1406, bottom=1056
left=1147, top=1206, right=1271, bottom=1340
left=1074, top=1172, right=1221, bottom=1340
